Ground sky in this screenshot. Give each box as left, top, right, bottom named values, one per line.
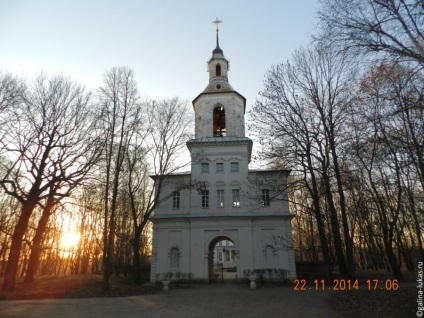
left=0, top=0, right=319, bottom=115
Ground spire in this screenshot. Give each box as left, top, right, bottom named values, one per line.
left=212, top=17, right=223, bottom=55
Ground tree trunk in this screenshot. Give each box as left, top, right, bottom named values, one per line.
left=133, top=229, right=142, bottom=284
left=328, top=139, right=355, bottom=279
left=24, top=201, right=54, bottom=283
left=322, top=164, right=348, bottom=276
left=383, top=236, right=404, bottom=280
left=305, top=160, right=333, bottom=279
left=2, top=200, right=37, bottom=291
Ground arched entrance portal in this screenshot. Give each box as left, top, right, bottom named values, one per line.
left=208, top=236, right=238, bottom=283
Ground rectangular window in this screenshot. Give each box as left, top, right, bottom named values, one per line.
left=230, top=162, right=239, bottom=172
left=232, top=189, right=240, bottom=207
left=217, top=189, right=224, bottom=207
left=216, top=162, right=224, bottom=172
left=201, top=190, right=209, bottom=208
left=225, top=250, right=230, bottom=262
left=172, top=191, right=180, bottom=209
left=201, top=163, right=209, bottom=173
left=262, top=189, right=270, bottom=207
left=218, top=251, right=223, bottom=262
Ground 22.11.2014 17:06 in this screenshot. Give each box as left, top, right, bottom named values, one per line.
left=293, top=279, right=399, bottom=291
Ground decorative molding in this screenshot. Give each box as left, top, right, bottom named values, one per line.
left=212, top=157, right=227, bottom=163
left=215, top=181, right=225, bottom=187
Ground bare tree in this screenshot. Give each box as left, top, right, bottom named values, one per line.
left=24, top=185, right=68, bottom=282
left=95, top=65, right=193, bottom=288
left=251, top=42, right=358, bottom=278
left=349, top=61, right=424, bottom=278
left=0, top=74, right=101, bottom=290
left=0, top=190, right=20, bottom=277
left=312, top=0, right=424, bottom=279
left=251, top=53, right=332, bottom=278
left=73, top=184, right=104, bottom=275
left=0, top=71, right=24, bottom=117
left=318, top=0, right=424, bottom=65
left=125, top=98, right=192, bottom=284
left=97, top=67, right=140, bottom=290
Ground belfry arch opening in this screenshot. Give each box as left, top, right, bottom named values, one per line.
left=208, top=236, right=238, bottom=283
left=213, top=106, right=226, bottom=137
left=215, top=64, right=221, bottom=76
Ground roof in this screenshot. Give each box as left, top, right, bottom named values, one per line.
left=192, top=89, right=246, bottom=112
left=150, top=171, right=191, bottom=180
left=248, top=169, right=292, bottom=175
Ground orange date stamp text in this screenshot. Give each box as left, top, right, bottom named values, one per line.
left=293, top=279, right=399, bottom=291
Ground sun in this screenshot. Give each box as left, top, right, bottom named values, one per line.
left=60, top=231, right=80, bottom=250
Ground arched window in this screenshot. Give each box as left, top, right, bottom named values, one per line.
left=213, top=106, right=226, bottom=137
left=265, top=246, right=276, bottom=269
left=216, top=64, right=221, bottom=76
left=170, top=247, right=180, bottom=271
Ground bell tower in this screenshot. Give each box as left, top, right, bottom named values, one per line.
left=150, top=19, right=296, bottom=284
left=192, top=18, right=247, bottom=140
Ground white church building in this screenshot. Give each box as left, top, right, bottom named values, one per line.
left=150, top=21, right=296, bottom=283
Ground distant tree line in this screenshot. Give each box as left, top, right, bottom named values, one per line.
left=249, top=0, right=423, bottom=280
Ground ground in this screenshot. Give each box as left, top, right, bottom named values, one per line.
left=0, top=271, right=418, bottom=317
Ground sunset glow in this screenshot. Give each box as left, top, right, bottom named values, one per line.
left=60, top=231, right=80, bottom=250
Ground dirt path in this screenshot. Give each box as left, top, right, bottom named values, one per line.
left=0, top=283, right=338, bottom=318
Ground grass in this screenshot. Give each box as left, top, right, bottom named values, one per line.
left=0, top=274, right=157, bottom=300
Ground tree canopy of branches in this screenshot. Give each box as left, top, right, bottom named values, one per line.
left=0, top=74, right=101, bottom=290
left=98, top=67, right=140, bottom=290
left=0, top=71, right=24, bottom=117
left=250, top=43, right=358, bottom=278
left=351, top=61, right=424, bottom=274
left=98, top=67, right=192, bottom=289
left=318, top=0, right=424, bottom=65
left=0, top=64, right=193, bottom=291
left=250, top=0, right=423, bottom=279
left=125, top=97, right=192, bottom=284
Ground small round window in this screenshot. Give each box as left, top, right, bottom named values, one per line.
left=216, top=84, right=222, bottom=89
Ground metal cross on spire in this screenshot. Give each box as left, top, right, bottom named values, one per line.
left=212, top=17, right=222, bottom=32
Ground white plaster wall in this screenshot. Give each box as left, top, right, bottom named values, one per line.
left=154, top=174, right=191, bottom=215
left=150, top=216, right=296, bottom=283
left=246, top=171, right=290, bottom=213
left=190, top=226, right=206, bottom=279
left=151, top=219, right=192, bottom=281
left=193, top=93, right=245, bottom=139
left=189, top=141, right=250, bottom=214
left=208, top=59, right=229, bottom=80
left=150, top=148, right=296, bottom=282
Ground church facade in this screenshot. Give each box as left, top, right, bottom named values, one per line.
left=150, top=25, right=296, bottom=283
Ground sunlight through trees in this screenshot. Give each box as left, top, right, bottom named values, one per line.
left=0, top=0, right=422, bottom=291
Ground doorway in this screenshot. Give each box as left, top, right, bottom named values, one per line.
left=208, top=236, right=238, bottom=283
